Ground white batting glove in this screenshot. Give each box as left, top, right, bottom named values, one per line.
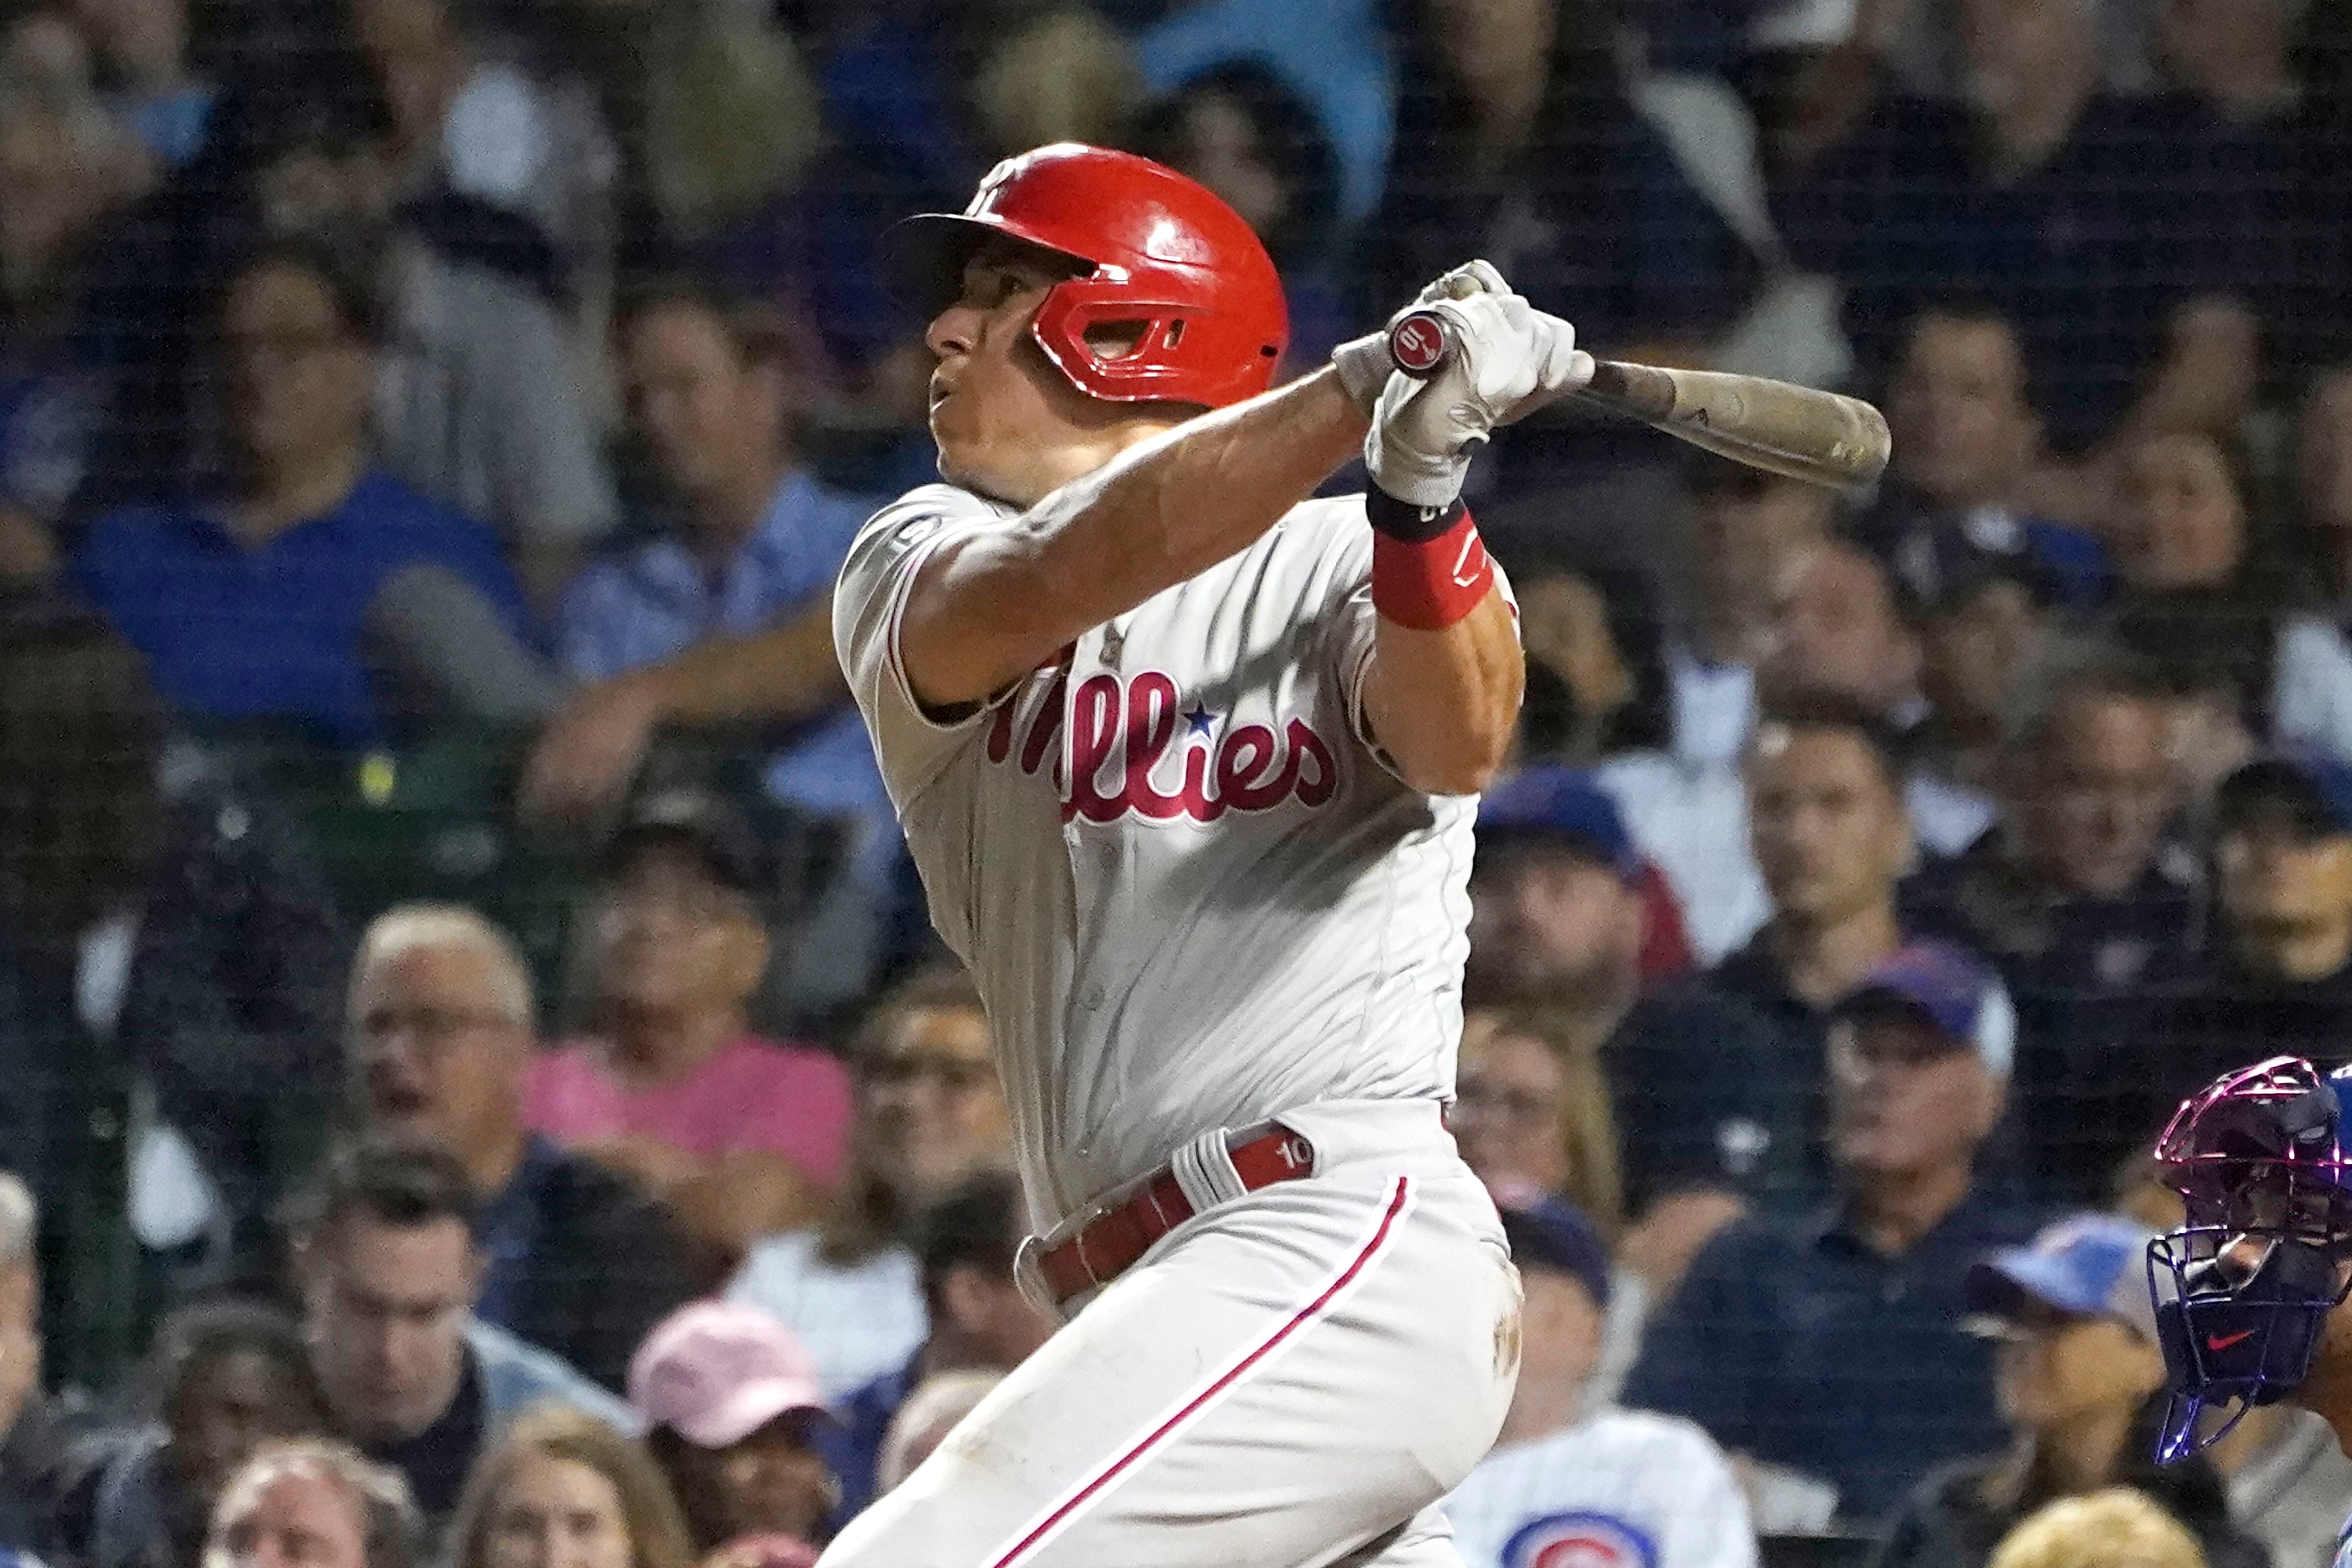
left=1364, top=294, right=1594, bottom=508
left=1331, top=260, right=1515, bottom=415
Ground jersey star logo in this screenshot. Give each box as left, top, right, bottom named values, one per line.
left=1185, top=704, right=1214, bottom=737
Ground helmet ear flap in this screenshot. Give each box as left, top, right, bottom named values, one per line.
left=1029, top=279, right=1221, bottom=406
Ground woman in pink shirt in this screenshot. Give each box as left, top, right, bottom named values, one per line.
left=529, top=791, right=853, bottom=1262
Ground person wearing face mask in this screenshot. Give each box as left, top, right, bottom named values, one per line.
left=1872, top=1215, right=2264, bottom=1568
left=726, top=969, right=1010, bottom=1400
left=450, top=1407, right=693, bottom=1568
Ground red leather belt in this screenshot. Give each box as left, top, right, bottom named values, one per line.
left=1032, top=1123, right=1316, bottom=1305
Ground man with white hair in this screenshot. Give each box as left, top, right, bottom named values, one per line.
left=205, top=1439, right=421, bottom=1568
left=344, top=904, right=695, bottom=1392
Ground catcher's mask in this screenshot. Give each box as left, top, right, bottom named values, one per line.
left=2149, top=1055, right=2352, bottom=1461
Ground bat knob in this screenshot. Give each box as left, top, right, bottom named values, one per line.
left=1388, top=312, right=1453, bottom=379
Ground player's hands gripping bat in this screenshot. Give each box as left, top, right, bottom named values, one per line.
left=1359, top=290, right=1596, bottom=508
left=1388, top=310, right=1891, bottom=490
left=1330, top=260, right=1526, bottom=416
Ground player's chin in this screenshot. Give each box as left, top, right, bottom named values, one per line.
left=931, top=426, right=983, bottom=485
left=933, top=440, right=1024, bottom=506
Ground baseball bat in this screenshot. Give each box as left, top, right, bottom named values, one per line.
left=1386, top=311, right=1891, bottom=491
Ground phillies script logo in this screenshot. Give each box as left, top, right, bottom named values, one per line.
left=986, top=669, right=1337, bottom=823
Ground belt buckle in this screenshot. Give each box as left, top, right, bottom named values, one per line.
left=1016, top=1178, right=1140, bottom=1312
left=1012, top=1232, right=1057, bottom=1315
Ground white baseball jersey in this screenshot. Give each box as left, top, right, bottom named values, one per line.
left=1445, top=1408, right=1758, bottom=1568
left=834, top=481, right=1489, bottom=1226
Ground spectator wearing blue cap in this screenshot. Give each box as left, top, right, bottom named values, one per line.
left=1444, top=1200, right=1755, bottom=1568
left=1873, top=1215, right=2264, bottom=1568
left=1469, top=767, right=1812, bottom=1300
left=1625, top=939, right=2046, bottom=1526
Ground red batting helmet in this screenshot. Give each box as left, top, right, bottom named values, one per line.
left=886, top=143, right=1288, bottom=409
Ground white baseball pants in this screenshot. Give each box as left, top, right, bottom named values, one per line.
left=816, top=1101, right=1522, bottom=1568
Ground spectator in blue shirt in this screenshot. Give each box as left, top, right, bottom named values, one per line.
left=70, top=241, right=536, bottom=748
left=1624, top=940, right=2046, bottom=1527
left=535, top=276, right=883, bottom=831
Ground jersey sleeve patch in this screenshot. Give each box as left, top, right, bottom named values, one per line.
left=833, top=488, right=1004, bottom=812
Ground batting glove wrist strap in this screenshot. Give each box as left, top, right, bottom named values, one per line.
left=1365, top=486, right=1468, bottom=544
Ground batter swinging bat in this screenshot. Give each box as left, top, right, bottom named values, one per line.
left=1387, top=311, right=1891, bottom=491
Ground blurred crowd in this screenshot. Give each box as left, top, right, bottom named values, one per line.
left=0, top=0, right=2350, bottom=1564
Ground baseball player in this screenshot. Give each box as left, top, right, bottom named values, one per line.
left=819, top=143, right=1592, bottom=1567
left=2144, top=1056, right=2352, bottom=1568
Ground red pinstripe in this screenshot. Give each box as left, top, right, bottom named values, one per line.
left=983, top=1177, right=1415, bottom=1568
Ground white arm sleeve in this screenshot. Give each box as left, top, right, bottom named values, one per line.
left=832, top=484, right=1011, bottom=813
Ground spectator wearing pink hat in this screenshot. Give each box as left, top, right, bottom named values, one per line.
left=628, top=1303, right=837, bottom=1561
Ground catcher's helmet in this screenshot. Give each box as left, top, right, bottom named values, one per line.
left=2148, top=1055, right=2352, bottom=1460
left=885, top=143, right=1288, bottom=410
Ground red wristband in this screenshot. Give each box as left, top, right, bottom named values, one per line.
left=1372, top=511, right=1494, bottom=630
